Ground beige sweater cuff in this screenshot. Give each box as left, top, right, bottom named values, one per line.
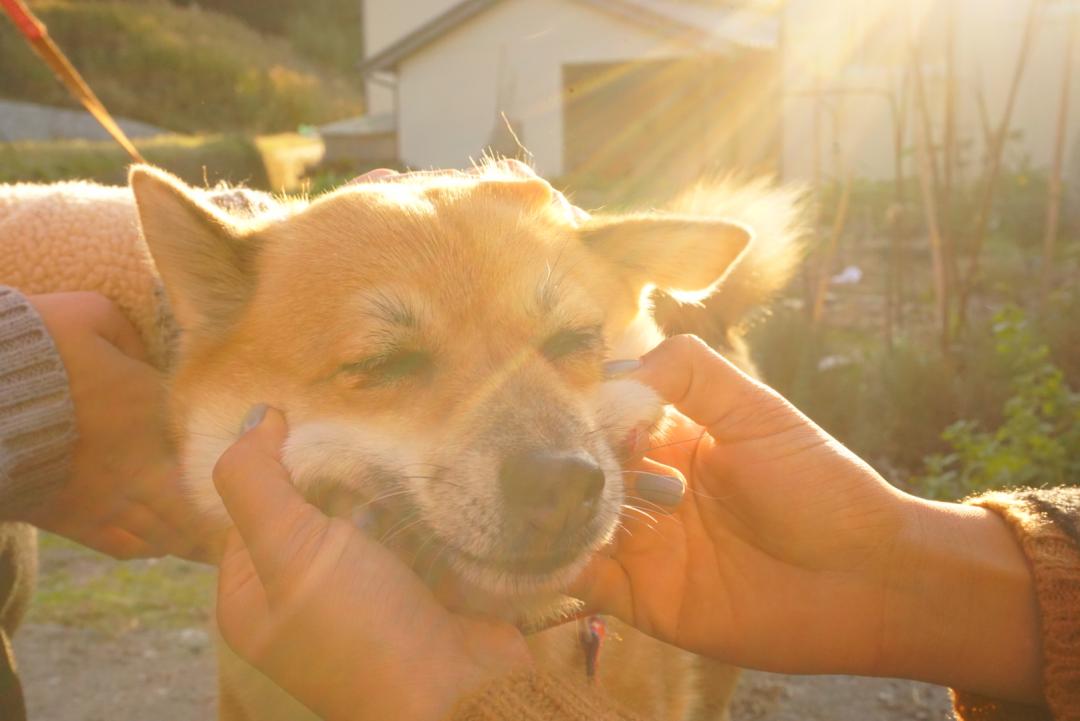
left=451, top=670, right=645, bottom=721
left=0, top=287, right=76, bottom=520
left=953, top=488, right=1080, bottom=721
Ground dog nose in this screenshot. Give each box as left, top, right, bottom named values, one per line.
left=499, top=451, right=605, bottom=535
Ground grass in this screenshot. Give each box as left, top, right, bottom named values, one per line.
left=0, top=0, right=362, bottom=133
left=29, top=533, right=214, bottom=635
left=0, top=133, right=268, bottom=187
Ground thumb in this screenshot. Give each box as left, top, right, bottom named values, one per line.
left=217, top=529, right=272, bottom=659
left=213, top=406, right=328, bottom=588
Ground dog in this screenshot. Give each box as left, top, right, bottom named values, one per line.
left=1, top=163, right=804, bottom=720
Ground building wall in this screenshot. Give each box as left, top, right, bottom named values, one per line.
left=375, top=0, right=1077, bottom=182
left=362, top=0, right=464, bottom=115
left=395, top=0, right=716, bottom=175
left=781, top=0, right=1080, bottom=182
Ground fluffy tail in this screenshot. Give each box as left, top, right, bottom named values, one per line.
left=655, top=178, right=809, bottom=344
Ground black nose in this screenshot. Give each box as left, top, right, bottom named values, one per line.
left=499, top=451, right=605, bottom=535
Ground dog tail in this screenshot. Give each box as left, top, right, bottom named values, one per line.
left=662, top=177, right=809, bottom=336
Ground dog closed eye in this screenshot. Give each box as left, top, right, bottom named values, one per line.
left=539, top=326, right=604, bottom=361
left=339, top=349, right=433, bottom=387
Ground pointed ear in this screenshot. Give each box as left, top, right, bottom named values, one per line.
left=581, top=214, right=751, bottom=298
left=130, top=166, right=257, bottom=333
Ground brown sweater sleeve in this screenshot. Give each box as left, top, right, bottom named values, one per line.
left=953, top=487, right=1080, bottom=721
left=451, top=671, right=646, bottom=721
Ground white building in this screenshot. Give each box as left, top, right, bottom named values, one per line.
left=347, top=0, right=1078, bottom=185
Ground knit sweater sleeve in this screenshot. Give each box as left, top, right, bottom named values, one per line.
left=0, top=286, right=76, bottom=520
left=451, top=671, right=647, bottom=721
left=952, top=487, right=1080, bottom=721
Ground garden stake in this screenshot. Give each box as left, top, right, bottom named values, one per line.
left=1, top=0, right=146, bottom=163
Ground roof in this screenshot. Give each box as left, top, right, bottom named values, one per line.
left=0, top=99, right=164, bottom=143
left=359, top=0, right=779, bottom=74
left=318, top=112, right=397, bottom=136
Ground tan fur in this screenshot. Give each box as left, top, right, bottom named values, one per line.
left=0, top=165, right=804, bottom=721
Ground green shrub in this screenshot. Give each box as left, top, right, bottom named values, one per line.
left=916, top=307, right=1080, bottom=499
left=0, top=134, right=268, bottom=187
left=0, top=0, right=362, bottom=133
left=749, top=305, right=1033, bottom=485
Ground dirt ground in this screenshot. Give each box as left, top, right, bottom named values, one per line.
left=15, top=534, right=955, bottom=721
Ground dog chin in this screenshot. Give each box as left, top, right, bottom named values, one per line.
left=440, top=548, right=591, bottom=629
left=449, top=547, right=591, bottom=597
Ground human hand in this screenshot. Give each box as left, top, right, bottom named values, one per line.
left=572, top=335, right=1041, bottom=702
left=26, top=292, right=216, bottom=561
left=214, top=407, right=531, bottom=721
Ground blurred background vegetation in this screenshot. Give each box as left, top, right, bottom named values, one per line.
left=742, top=171, right=1080, bottom=499
left=0, top=0, right=362, bottom=132
left=0, top=0, right=361, bottom=187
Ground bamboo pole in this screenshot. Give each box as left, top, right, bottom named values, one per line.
left=955, top=0, right=1042, bottom=332
left=941, top=0, right=960, bottom=296
left=1041, top=12, right=1077, bottom=303
left=888, top=70, right=910, bottom=345
left=910, top=45, right=951, bottom=348
left=810, top=168, right=854, bottom=326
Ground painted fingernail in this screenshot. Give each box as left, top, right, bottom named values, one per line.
left=603, top=359, right=642, bottom=378
left=352, top=508, right=377, bottom=532
left=634, top=472, right=685, bottom=508
left=239, top=404, right=268, bottom=435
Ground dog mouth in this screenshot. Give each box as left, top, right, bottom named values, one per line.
left=309, top=483, right=595, bottom=590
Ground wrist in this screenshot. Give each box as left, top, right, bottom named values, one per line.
left=878, top=498, right=1041, bottom=702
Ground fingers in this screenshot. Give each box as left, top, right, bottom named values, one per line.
left=92, top=300, right=149, bottom=363
left=212, top=407, right=326, bottom=587
left=635, top=335, right=780, bottom=435
left=623, top=458, right=686, bottom=513
left=349, top=168, right=399, bottom=183
left=28, top=291, right=149, bottom=362
left=349, top=168, right=473, bottom=184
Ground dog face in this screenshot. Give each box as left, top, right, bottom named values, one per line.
left=132, top=166, right=749, bottom=612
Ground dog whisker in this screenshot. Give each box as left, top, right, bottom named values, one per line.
left=621, top=504, right=659, bottom=526
left=378, top=514, right=426, bottom=547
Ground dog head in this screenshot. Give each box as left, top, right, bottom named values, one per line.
left=132, top=165, right=750, bottom=616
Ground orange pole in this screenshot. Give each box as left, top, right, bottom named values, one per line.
left=1, top=0, right=146, bottom=163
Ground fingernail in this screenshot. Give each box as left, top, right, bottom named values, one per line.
left=634, top=472, right=684, bottom=507
left=603, top=359, right=642, bottom=378
left=352, top=508, right=377, bottom=532
left=239, top=404, right=268, bottom=435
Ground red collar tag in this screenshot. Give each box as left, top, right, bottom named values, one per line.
left=578, top=615, right=606, bottom=683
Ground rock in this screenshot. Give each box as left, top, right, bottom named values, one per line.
left=176, top=628, right=210, bottom=653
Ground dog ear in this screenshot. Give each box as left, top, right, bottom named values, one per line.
left=130, top=166, right=257, bottom=334
left=581, top=214, right=751, bottom=298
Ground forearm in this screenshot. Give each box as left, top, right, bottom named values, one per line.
left=879, top=498, right=1042, bottom=703
left=0, top=287, right=76, bottom=519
